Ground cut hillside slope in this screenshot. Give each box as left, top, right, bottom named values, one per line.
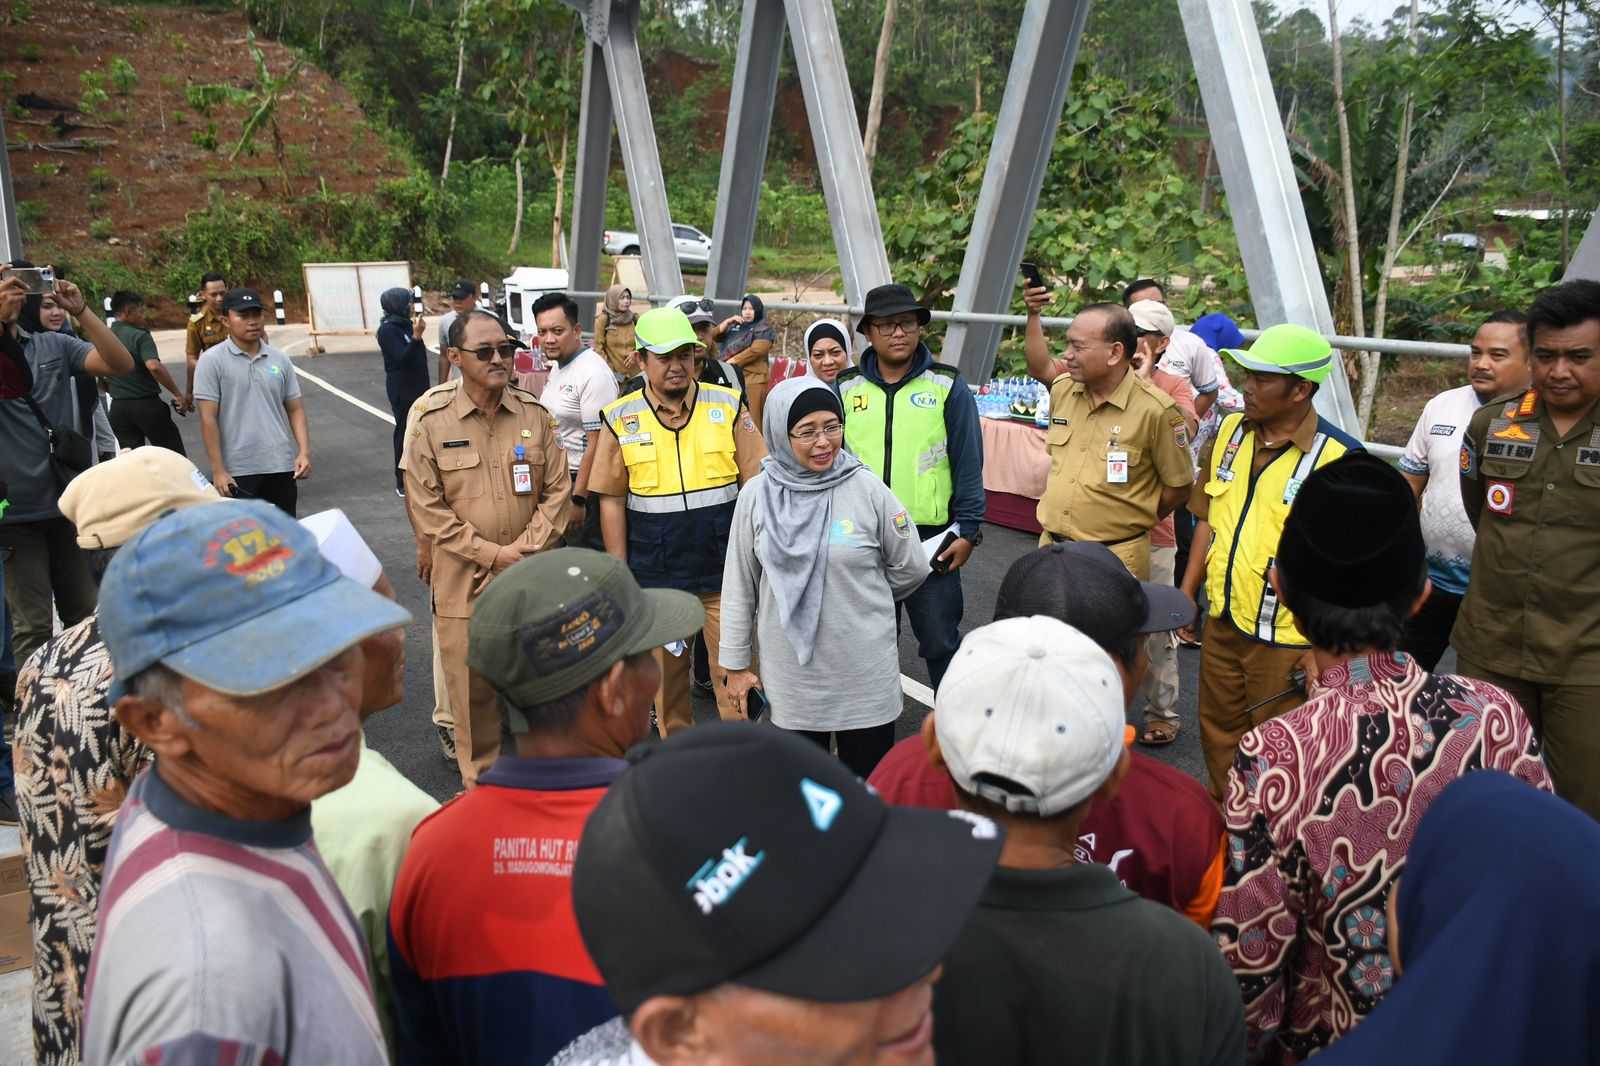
left=2, top=0, right=410, bottom=324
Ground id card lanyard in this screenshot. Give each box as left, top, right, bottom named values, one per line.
left=511, top=444, right=534, bottom=495
left=1107, top=426, right=1128, bottom=484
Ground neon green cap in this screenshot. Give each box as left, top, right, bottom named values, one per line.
left=1222, top=323, right=1335, bottom=384
left=634, top=307, right=704, bottom=354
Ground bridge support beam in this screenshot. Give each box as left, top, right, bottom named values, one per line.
left=944, top=0, right=1091, bottom=383
left=707, top=0, right=786, bottom=304
left=1179, top=0, right=1358, bottom=432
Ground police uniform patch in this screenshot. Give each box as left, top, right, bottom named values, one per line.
left=1459, top=437, right=1477, bottom=476
left=1519, top=390, right=1537, bottom=416
left=1485, top=439, right=1538, bottom=462
left=1490, top=418, right=1536, bottom=443
left=1578, top=445, right=1600, bottom=468
left=1486, top=481, right=1515, bottom=515
left=740, top=412, right=757, bottom=433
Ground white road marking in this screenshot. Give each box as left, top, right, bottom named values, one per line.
left=289, top=349, right=937, bottom=708
left=294, top=364, right=396, bottom=425
left=901, top=675, right=934, bottom=708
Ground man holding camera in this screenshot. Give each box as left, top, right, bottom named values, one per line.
left=0, top=267, right=134, bottom=668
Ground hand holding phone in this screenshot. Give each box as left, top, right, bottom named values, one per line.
left=0, top=265, right=56, bottom=295
left=1019, top=260, right=1045, bottom=289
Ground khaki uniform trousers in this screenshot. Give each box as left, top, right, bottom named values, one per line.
left=653, top=591, right=741, bottom=735
left=435, top=615, right=500, bottom=787
left=1198, top=621, right=1306, bottom=800
left=1456, top=656, right=1600, bottom=820
left=430, top=615, right=453, bottom=732
left=1037, top=529, right=1152, bottom=581
left=1139, top=545, right=1180, bottom=727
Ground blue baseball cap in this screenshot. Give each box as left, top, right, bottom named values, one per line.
left=99, top=500, right=413, bottom=702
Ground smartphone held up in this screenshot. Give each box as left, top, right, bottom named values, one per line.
left=1, top=265, right=56, bottom=295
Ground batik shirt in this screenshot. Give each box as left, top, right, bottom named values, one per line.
left=1211, top=652, right=1551, bottom=1064
left=12, top=614, right=152, bottom=1066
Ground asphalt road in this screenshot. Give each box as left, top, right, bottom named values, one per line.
left=158, top=344, right=1212, bottom=802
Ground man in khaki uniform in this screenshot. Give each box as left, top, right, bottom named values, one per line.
left=1021, top=294, right=1193, bottom=580
left=402, top=310, right=571, bottom=785
left=1456, top=279, right=1600, bottom=817
left=184, top=272, right=229, bottom=407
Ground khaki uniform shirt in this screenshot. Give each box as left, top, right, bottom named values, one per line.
left=1038, top=369, right=1194, bottom=542
left=185, top=306, right=228, bottom=362
left=588, top=381, right=767, bottom=496
left=1456, top=388, right=1600, bottom=684
left=401, top=381, right=571, bottom=618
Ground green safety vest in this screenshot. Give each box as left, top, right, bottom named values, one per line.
left=838, top=364, right=955, bottom=526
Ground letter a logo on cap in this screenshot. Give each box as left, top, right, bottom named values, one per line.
left=801, top=778, right=842, bottom=832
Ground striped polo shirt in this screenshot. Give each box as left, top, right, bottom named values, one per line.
left=81, top=768, right=387, bottom=1066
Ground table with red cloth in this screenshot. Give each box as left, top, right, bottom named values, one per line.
left=981, top=417, right=1048, bottom=534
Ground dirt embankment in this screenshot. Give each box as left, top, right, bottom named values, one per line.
left=2, top=0, right=408, bottom=326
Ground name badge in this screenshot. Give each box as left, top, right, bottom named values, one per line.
left=442, top=439, right=471, bottom=448
left=511, top=460, right=534, bottom=495
left=617, top=432, right=653, bottom=445
left=1107, top=450, right=1129, bottom=484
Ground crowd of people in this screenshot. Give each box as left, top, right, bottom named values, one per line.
left=0, top=256, right=1597, bottom=1066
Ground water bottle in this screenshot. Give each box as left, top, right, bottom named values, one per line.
left=1034, top=388, right=1050, bottom=428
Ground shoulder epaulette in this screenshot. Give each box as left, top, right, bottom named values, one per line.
left=188, top=311, right=205, bottom=324
left=416, top=381, right=460, bottom=415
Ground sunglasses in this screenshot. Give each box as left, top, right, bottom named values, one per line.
left=458, top=341, right=519, bottom=362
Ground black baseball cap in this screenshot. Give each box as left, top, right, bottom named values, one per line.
left=221, top=288, right=264, bottom=313
left=448, top=279, right=476, bottom=299
left=573, top=722, right=1003, bottom=1014
left=857, top=283, right=931, bottom=333
left=995, top=542, right=1197, bottom=642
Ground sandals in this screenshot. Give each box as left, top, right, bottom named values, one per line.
left=1139, top=720, right=1180, bottom=747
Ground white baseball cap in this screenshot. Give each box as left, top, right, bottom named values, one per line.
left=668, top=293, right=717, bottom=326
left=1129, top=299, right=1175, bottom=337
left=934, top=616, right=1126, bottom=816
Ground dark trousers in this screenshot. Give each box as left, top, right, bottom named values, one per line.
left=0, top=517, right=97, bottom=671
left=1399, top=587, right=1463, bottom=672
left=108, top=395, right=186, bottom=456
left=386, top=377, right=427, bottom=493
left=796, top=723, right=897, bottom=780
left=231, top=472, right=297, bottom=517
left=898, top=567, right=964, bottom=693
left=1172, top=503, right=1195, bottom=585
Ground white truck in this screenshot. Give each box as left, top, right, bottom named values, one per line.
left=602, top=223, right=714, bottom=269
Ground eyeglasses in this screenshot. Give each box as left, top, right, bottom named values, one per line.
left=871, top=317, right=921, bottom=336
left=789, top=421, right=844, bottom=444
left=459, top=341, right=519, bottom=362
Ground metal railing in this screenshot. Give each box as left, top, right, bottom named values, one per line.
left=568, top=291, right=1473, bottom=359
left=569, top=289, right=1421, bottom=459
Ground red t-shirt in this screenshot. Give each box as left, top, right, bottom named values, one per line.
left=868, top=737, right=1226, bottom=926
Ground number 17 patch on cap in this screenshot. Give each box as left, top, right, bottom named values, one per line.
left=1486, top=481, right=1515, bottom=515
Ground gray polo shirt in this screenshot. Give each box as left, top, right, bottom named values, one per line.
left=192, top=338, right=302, bottom=476
left=1, top=327, right=94, bottom=522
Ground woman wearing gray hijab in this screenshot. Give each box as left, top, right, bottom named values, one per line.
left=721, top=376, right=930, bottom=776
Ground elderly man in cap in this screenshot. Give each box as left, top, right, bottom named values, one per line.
left=926, top=616, right=1245, bottom=1066
left=837, top=283, right=986, bottom=690
left=81, top=499, right=411, bottom=1065
left=193, top=286, right=312, bottom=515
left=302, top=508, right=438, bottom=1057
left=1212, top=452, right=1550, bottom=1064
left=550, top=721, right=1002, bottom=1066
left=12, top=447, right=217, bottom=1066
left=389, top=547, right=705, bottom=1065
left=1176, top=324, right=1364, bottom=798
left=871, top=542, right=1226, bottom=929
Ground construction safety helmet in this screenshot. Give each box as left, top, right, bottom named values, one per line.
left=634, top=307, right=704, bottom=354
left=1221, top=323, right=1335, bottom=385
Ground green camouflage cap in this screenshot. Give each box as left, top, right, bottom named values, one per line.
left=634, top=306, right=704, bottom=354
left=1222, top=323, right=1335, bottom=384
left=468, top=548, right=705, bottom=731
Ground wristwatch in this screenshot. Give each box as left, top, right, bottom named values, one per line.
left=962, top=528, right=983, bottom=548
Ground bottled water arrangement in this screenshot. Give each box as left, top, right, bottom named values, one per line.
left=972, top=378, right=1050, bottom=427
